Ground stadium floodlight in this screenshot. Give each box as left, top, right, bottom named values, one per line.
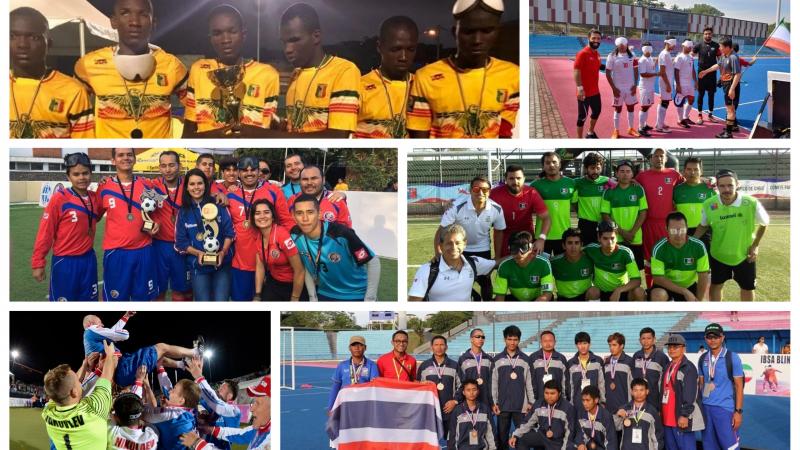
left=204, top=350, right=213, bottom=359
left=11, top=350, right=19, bottom=360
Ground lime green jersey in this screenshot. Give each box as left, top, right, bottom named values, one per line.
left=673, top=182, right=716, bottom=228
left=702, top=194, right=764, bottom=266
left=584, top=243, right=640, bottom=292
left=550, top=252, right=594, bottom=298
left=531, top=176, right=576, bottom=240
left=43, top=377, right=112, bottom=450
left=493, top=255, right=554, bottom=300
left=600, top=183, right=648, bottom=245
left=572, top=175, right=611, bottom=221
left=651, top=237, right=710, bottom=288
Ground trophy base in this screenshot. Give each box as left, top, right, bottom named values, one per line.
left=141, top=220, right=155, bottom=232
left=201, top=253, right=220, bottom=266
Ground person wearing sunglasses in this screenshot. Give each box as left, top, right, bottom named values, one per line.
left=650, top=211, right=710, bottom=302
left=435, top=176, right=506, bottom=301
left=456, top=328, right=494, bottom=408
left=493, top=231, right=554, bottom=301
left=32, top=153, right=104, bottom=300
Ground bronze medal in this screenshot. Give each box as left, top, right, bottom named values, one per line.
left=610, top=382, right=616, bottom=390
left=130, top=128, right=143, bottom=138
left=510, top=372, right=518, bottom=380
left=477, top=377, right=483, bottom=385
left=546, top=430, right=553, bottom=439
left=437, top=382, right=444, bottom=391
left=590, top=442, right=597, bottom=449
left=624, top=419, right=632, bottom=427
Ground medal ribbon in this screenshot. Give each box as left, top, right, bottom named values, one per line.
left=302, top=221, right=326, bottom=283
left=547, top=404, right=555, bottom=428
left=392, top=356, right=412, bottom=380
left=450, top=57, right=488, bottom=137
left=164, top=176, right=181, bottom=220
left=70, top=188, right=94, bottom=235
left=631, top=403, right=645, bottom=426
left=10, top=69, right=48, bottom=137
left=707, top=348, right=726, bottom=380
left=543, top=351, right=552, bottom=374
left=240, top=186, right=258, bottom=223
left=259, top=225, right=277, bottom=275
left=589, top=406, right=598, bottom=439
left=508, top=352, right=519, bottom=374
left=665, top=359, right=680, bottom=388
left=640, top=354, right=650, bottom=378
left=350, top=358, right=365, bottom=385
left=579, top=356, right=589, bottom=381
left=465, top=405, right=479, bottom=429
left=115, top=176, right=137, bottom=219
left=610, top=357, right=618, bottom=379
left=434, top=359, right=446, bottom=381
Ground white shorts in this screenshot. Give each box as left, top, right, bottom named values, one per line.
left=639, top=88, right=655, bottom=106
left=674, top=91, right=695, bottom=106
left=612, top=89, right=638, bottom=107
left=659, top=79, right=674, bottom=100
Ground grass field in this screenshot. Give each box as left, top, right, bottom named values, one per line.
left=407, top=213, right=790, bottom=301
left=10, top=407, right=248, bottom=450
left=11, top=204, right=397, bottom=301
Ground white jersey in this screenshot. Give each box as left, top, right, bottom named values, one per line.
left=658, top=49, right=675, bottom=83
left=439, top=197, right=506, bottom=253
left=637, top=56, right=658, bottom=91
left=108, top=425, right=160, bottom=450
left=674, top=52, right=695, bottom=88
left=606, top=51, right=638, bottom=89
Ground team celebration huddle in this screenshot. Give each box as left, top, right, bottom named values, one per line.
left=409, top=149, right=770, bottom=301
left=32, top=148, right=380, bottom=301
left=10, top=0, right=519, bottom=139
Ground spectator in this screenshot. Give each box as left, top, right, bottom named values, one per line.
left=752, top=336, right=769, bottom=354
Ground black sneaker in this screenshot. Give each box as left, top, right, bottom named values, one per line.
left=715, top=130, right=733, bottom=139
left=638, top=128, right=651, bottom=137
left=585, top=132, right=599, bottom=139
left=642, top=124, right=653, bottom=131
left=194, top=335, right=206, bottom=356
left=679, top=120, right=690, bottom=129
left=731, top=125, right=740, bottom=132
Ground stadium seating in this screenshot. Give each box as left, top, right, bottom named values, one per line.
left=335, top=330, right=397, bottom=359
left=684, top=311, right=790, bottom=332
left=291, top=330, right=334, bottom=360
left=416, top=320, right=557, bottom=356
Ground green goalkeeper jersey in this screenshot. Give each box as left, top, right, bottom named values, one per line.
left=493, top=255, right=555, bottom=300
left=43, top=377, right=112, bottom=450
left=584, top=243, right=641, bottom=292
left=550, top=252, right=594, bottom=298
left=673, top=182, right=716, bottom=228
left=702, top=194, right=765, bottom=266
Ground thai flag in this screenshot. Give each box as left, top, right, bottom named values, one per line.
left=327, top=378, right=443, bottom=449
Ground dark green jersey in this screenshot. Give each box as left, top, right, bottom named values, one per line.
left=673, top=182, right=716, bottom=228
left=493, top=255, right=555, bottom=300
left=43, top=378, right=112, bottom=450
left=601, top=184, right=648, bottom=244
left=572, top=175, right=611, bottom=221
left=550, top=252, right=594, bottom=298
left=531, top=176, right=576, bottom=240
left=584, top=243, right=641, bottom=292
left=651, top=237, right=710, bottom=288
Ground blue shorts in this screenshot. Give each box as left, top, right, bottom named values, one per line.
left=103, top=246, right=159, bottom=301
left=153, top=239, right=191, bottom=293
left=230, top=267, right=255, bottom=301
left=116, top=345, right=158, bottom=386
left=50, top=249, right=98, bottom=301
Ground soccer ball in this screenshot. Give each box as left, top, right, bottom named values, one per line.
left=141, top=197, right=157, bottom=213
left=203, top=237, right=220, bottom=253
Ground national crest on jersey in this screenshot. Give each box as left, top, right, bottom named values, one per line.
left=10, top=70, right=94, bottom=138
left=683, top=257, right=695, bottom=264
left=286, top=55, right=360, bottom=133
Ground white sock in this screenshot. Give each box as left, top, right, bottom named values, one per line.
left=639, top=110, right=648, bottom=128
left=627, top=111, right=634, bottom=129
left=176, top=359, right=186, bottom=370
left=613, top=111, right=620, bottom=129
left=684, top=103, right=691, bottom=120
left=656, top=105, right=666, bottom=128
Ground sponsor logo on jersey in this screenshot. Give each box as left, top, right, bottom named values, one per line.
left=110, top=290, right=120, bottom=299
left=683, top=257, right=695, bottom=265
left=612, top=263, right=622, bottom=270
left=698, top=193, right=707, bottom=200
left=94, top=58, right=108, bottom=65
left=329, top=252, right=342, bottom=263
left=365, top=83, right=376, bottom=91
left=270, top=249, right=281, bottom=259
left=354, top=248, right=369, bottom=262
left=518, top=202, right=527, bottom=210
left=561, top=188, right=569, bottom=195
left=710, top=202, right=719, bottom=210
left=284, top=238, right=296, bottom=250
left=156, top=73, right=168, bottom=86
left=431, top=73, right=445, bottom=81
left=315, top=83, right=327, bottom=98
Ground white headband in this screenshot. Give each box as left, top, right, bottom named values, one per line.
left=615, top=37, right=628, bottom=47
left=642, top=45, right=653, bottom=53
left=682, top=40, right=694, bottom=48
left=453, top=0, right=504, bottom=16
left=665, top=38, right=677, bottom=47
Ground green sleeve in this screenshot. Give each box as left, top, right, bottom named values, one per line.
left=571, top=186, right=579, bottom=204
left=493, top=264, right=509, bottom=296
left=600, top=192, right=611, bottom=214
left=85, top=377, right=112, bottom=418
left=638, top=186, right=649, bottom=210
left=541, top=273, right=555, bottom=292
left=651, top=252, right=666, bottom=276
left=697, top=252, right=710, bottom=273
left=625, top=252, right=641, bottom=279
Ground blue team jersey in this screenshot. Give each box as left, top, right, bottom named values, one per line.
left=281, top=181, right=301, bottom=200
left=145, top=406, right=196, bottom=450
left=291, top=221, right=375, bottom=300
left=210, top=424, right=271, bottom=450
left=698, top=348, right=743, bottom=411
left=328, top=357, right=380, bottom=409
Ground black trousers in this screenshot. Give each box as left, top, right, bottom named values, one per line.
left=497, top=411, right=524, bottom=450
left=515, top=430, right=550, bottom=450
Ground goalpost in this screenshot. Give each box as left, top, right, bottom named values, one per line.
left=280, top=326, right=296, bottom=390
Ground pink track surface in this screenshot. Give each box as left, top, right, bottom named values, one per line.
left=697, top=311, right=790, bottom=331
left=536, top=58, right=749, bottom=139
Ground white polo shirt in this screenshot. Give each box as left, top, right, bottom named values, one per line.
left=408, top=255, right=496, bottom=301
left=440, top=197, right=506, bottom=253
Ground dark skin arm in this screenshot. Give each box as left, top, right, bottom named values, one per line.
left=409, top=130, right=430, bottom=139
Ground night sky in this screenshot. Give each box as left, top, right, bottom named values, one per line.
left=10, top=311, right=270, bottom=384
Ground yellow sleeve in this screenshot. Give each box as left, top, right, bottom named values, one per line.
left=68, top=83, right=95, bottom=138
left=184, top=63, right=199, bottom=122
left=263, top=68, right=280, bottom=127
left=327, top=62, right=360, bottom=132
left=407, top=73, right=432, bottom=131
left=500, top=65, right=520, bottom=128
left=73, top=56, right=92, bottom=94
left=173, top=57, right=189, bottom=104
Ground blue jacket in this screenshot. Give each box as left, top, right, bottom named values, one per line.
left=175, top=200, right=235, bottom=274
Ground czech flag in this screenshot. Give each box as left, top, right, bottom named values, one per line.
left=764, top=20, right=790, bottom=54
left=327, top=378, right=443, bottom=449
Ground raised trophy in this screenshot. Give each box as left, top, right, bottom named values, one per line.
left=208, top=65, right=245, bottom=134
left=139, top=188, right=167, bottom=232
left=200, top=203, right=221, bottom=266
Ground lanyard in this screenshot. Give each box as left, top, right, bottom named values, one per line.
left=465, top=405, right=479, bottom=429
left=260, top=226, right=277, bottom=270
left=449, top=57, right=488, bottom=137
left=115, top=176, right=136, bottom=217
left=508, top=352, right=519, bottom=371
left=543, top=351, right=552, bottom=373
left=375, top=69, right=410, bottom=138
left=164, top=176, right=181, bottom=213
left=588, top=406, right=599, bottom=438
left=240, top=186, right=258, bottom=220
left=707, top=348, right=726, bottom=380
left=392, top=356, right=411, bottom=380
left=290, top=54, right=330, bottom=130
left=433, top=359, right=446, bottom=381
left=579, top=356, right=589, bottom=379
left=70, top=188, right=94, bottom=235
left=631, top=402, right=645, bottom=425
left=547, top=404, right=555, bottom=428
left=10, top=70, right=47, bottom=138
left=301, top=222, right=326, bottom=283
left=665, top=359, right=681, bottom=388
left=349, top=358, right=365, bottom=384
left=640, top=352, right=651, bottom=378
left=610, top=357, right=619, bottom=379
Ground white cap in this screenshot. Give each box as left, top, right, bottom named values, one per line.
left=615, top=37, right=628, bottom=47
left=682, top=40, right=694, bottom=48
left=453, top=0, right=504, bottom=16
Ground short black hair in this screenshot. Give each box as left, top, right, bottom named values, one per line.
left=716, top=169, right=738, bottom=181
left=219, top=156, right=238, bottom=171
left=684, top=156, right=703, bottom=168
left=588, top=29, right=601, bottom=37
left=541, top=151, right=561, bottom=166
left=540, top=330, right=555, bottom=340
left=639, top=327, right=656, bottom=338
left=607, top=332, right=625, bottom=347
left=581, top=385, right=600, bottom=400
left=112, top=0, right=153, bottom=15
left=113, top=393, right=143, bottom=427
left=285, top=153, right=304, bottom=164
left=292, top=193, right=320, bottom=211
left=630, top=377, right=649, bottom=390
left=470, top=328, right=484, bottom=338
left=720, top=38, right=733, bottom=48
left=379, top=16, right=418, bottom=42
left=543, top=379, right=561, bottom=393
left=197, top=153, right=215, bottom=164
left=392, top=330, right=409, bottom=341
left=300, top=164, right=324, bottom=179
left=641, top=41, right=652, bottom=47
left=597, top=220, right=618, bottom=236
left=575, top=331, right=591, bottom=344
left=431, top=335, right=447, bottom=345
left=665, top=211, right=688, bottom=227
left=159, top=150, right=180, bottom=164
left=222, top=379, right=239, bottom=400
left=10, top=7, right=49, bottom=32
left=505, top=164, right=525, bottom=175
left=281, top=3, right=320, bottom=33
left=561, top=227, right=582, bottom=245
left=470, top=175, right=490, bottom=188
left=462, top=378, right=479, bottom=390
left=503, top=325, right=521, bottom=339
left=703, top=26, right=714, bottom=33
left=582, top=152, right=603, bottom=168
left=208, top=4, right=244, bottom=29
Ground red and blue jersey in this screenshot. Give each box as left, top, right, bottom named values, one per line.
left=144, top=405, right=196, bottom=450
left=288, top=191, right=352, bottom=228
left=151, top=177, right=183, bottom=243
left=255, top=224, right=299, bottom=283
left=98, top=176, right=156, bottom=251
left=32, top=187, right=102, bottom=268
left=227, top=184, right=294, bottom=271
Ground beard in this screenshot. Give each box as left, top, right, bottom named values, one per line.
left=589, top=42, right=600, bottom=49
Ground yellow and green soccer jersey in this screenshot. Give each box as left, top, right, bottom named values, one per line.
left=10, top=70, right=94, bottom=138
left=601, top=184, right=648, bottom=244
left=531, top=176, right=576, bottom=240
left=185, top=58, right=279, bottom=132
left=285, top=55, right=360, bottom=133
left=584, top=243, right=641, bottom=292
left=408, top=57, right=519, bottom=138
left=702, top=194, right=766, bottom=266
left=355, top=69, right=413, bottom=138
left=572, top=176, right=611, bottom=222
left=651, top=237, right=709, bottom=288
left=673, top=182, right=716, bottom=228
left=43, top=377, right=112, bottom=450
left=74, top=46, right=188, bottom=138
left=550, top=253, right=594, bottom=298
left=492, top=255, right=554, bottom=300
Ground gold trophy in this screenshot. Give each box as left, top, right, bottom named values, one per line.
left=139, top=188, right=166, bottom=232
left=200, top=203, right=222, bottom=266
left=208, top=65, right=245, bottom=134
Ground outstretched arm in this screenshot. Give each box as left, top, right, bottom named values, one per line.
left=188, top=356, right=240, bottom=418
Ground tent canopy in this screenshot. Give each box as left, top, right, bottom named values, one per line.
left=133, top=148, right=206, bottom=173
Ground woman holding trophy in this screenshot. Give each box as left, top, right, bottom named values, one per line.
left=175, top=168, right=235, bottom=300
left=251, top=199, right=308, bottom=301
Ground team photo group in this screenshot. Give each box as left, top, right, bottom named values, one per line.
left=10, top=0, right=519, bottom=139
left=22, top=147, right=398, bottom=301
left=408, top=148, right=786, bottom=302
